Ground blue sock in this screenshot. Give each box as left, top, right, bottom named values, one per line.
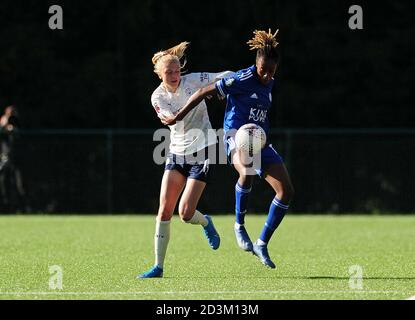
left=235, top=183, right=252, bottom=225
left=259, top=198, right=289, bottom=244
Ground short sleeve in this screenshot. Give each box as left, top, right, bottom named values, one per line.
left=215, top=74, right=246, bottom=98
left=184, top=71, right=234, bottom=89
left=151, top=93, right=174, bottom=118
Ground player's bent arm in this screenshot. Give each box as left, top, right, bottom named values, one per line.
left=160, top=84, right=217, bottom=125
left=210, top=71, right=234, bottom=83
left=176, top=84, right=217, bottom=121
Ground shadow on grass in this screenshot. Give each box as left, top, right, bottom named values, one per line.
left=305, top=276, right=415, bottom=280
left=170, top=275, right=415, bottom=280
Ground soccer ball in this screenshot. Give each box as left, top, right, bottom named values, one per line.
left=235, top=123, right=267, bottom=155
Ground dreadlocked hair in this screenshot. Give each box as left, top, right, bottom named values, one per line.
left=247, top=29, right=280, bottom=63
left=152, top=41, right=190, bottom=76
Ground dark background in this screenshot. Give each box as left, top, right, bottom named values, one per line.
left=0, top=1, right=414, bottom=214
left=1, top=0, right=413, bottom=129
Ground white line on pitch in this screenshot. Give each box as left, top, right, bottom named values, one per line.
left=406, top=295, right=415, bottom=300
left=0, top=290, right=407, bottom=295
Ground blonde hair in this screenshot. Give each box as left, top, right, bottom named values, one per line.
left=246, top=29, right=280, bottom=63
left=247, top=29, right=279, bottom=50
left=152, top=41, right=190, bottom=76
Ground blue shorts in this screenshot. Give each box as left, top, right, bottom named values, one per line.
left=225, top=135, right=284, bottom=178
left=165, top=146, right=212, bottom=183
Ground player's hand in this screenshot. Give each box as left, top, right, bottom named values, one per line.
left=159, top=114, right=177, bottom=126
left=206, top=94, right=224, bottom=101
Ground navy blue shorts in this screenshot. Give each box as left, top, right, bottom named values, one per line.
left=225, top=135, right=284, bottom=178
left=165, top=146, right=213, bottom=183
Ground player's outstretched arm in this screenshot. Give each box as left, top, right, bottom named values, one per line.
left=159, top=83, right=217, bottom=125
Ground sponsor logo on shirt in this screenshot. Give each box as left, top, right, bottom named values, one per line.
left=249, top=107, right=267, bottom=123
left=225, top=78, right=235, bottom=87
left=200, top=72, right=209, bottom=83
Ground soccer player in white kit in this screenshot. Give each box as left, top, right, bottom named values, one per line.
left=138, top=42, right=233, bottom=278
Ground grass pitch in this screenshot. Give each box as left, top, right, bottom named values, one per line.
left=0, top=214, right=414, bottom=300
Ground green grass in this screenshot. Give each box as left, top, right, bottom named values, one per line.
left=0, top=214, right=414, bottom=300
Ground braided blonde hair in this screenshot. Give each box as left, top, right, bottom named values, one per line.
left=152, top=41, right=190, bottom=76
left=247, top=29, right=280, bottom=63
left=247, top=29, right=279, bottom=50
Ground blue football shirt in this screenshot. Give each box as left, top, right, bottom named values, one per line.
left=215, top=64, right=275, bottom=135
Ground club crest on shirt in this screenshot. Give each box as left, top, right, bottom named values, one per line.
left=185, top=88, right=193, bottom=96
left=225, top=78, right=235, bottom=87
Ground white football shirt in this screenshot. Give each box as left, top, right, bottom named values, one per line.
left=151, top=71, right=233, bottom=156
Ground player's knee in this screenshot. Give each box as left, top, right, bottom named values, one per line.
left=278, top=183, right=295, bottom=204
left=238, top=175, right=253, bottom=189
left=178, top=205, right=194, bottom=222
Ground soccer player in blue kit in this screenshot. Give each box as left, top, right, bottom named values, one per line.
left=160, top=29, right=294, bottom=269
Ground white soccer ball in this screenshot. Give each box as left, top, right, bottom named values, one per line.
left=235, top=123, right=267, bottom=155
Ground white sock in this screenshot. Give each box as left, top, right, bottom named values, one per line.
left=154, top=219, right=171, bottom=269
left=256, top=239, right=267, bottom=246
left=235, top=222, right=244, bottom=229
left=186, top=210, right=208, bottom=227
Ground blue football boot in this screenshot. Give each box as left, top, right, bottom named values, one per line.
left=203, top=215, right=220, bottom=250
left=252, top=242, right=276, bottom=269
left=234, top=224, right=253, bottom=252
left=137, top=265, right=163, bottom=278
